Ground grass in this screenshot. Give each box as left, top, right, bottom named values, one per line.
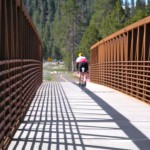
left=67, top=72, right=78, bottom=81
left=43, top=62, right=67, bottom=72
left=43, top=62, right=67, bottom=81
left=44, top=75, right=53, bottom=81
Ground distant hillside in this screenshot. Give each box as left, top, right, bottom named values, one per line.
left=23, top=0, right=150, bottom=71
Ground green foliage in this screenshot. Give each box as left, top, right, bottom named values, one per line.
left=124, top=0, right=130, bottom=22
left=77, top=0, right=113, bottom=60
left=100, top=0, right=125, bottom=38
left=126, top=0, right=147, bottom=26
left=131, top=0, right=135, bottom=15
left=136, top=0, right=146, bottom=9
left=126, top=9, right=147, bottom=26
left=62, top=51, right=72, bottom=71
left=23, top=0, right=149, bottom=70
left=78, top=23, right=100, bottom=60
left=145, top=0, right=150, bottom=16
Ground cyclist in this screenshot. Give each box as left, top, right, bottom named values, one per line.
left=76, top=53, right=88, bottom=86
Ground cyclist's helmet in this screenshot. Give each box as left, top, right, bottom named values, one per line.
left=78, top=53, right=84, bottom=57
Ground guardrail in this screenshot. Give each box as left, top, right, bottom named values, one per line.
left=90, top=16, right=150, bottom=104
left=0, top=0, right=42, bottom=149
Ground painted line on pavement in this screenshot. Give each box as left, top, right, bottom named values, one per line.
left=60, top=74, right=68, bottom=82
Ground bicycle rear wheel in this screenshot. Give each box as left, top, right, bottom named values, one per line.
left=83, top=74, right=86, bottom=87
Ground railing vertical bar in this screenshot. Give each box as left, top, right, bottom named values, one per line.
left=0, top=0, right=42, bottom=149
left=90, top=16, right=150, bottom=104
left=0, top=0, right=1, bottom=54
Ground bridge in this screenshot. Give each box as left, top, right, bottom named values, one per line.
left=0, top=0, right=150, bottom=150
left=90, top=16, right=150, bottom=103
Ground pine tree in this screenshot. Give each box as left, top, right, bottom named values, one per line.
left=131, top=0, right=135, bottom=16
left=100, top=0, right=125, bottom=38
left=127, top=0, right=147, bottom=25
left=78, top=23, right=99, bottom=60
left=48, top=0, right=55, bottom=21
left=78, top=0, right=113, bottom=59
left=26, top=0, right=33, bottom=16
left=61, top=0, right=78, bottom=71
left=136, top=0, right=146, bottom=9
left=124, top=0, right=130, bottom=22
left=146, top=0, right=150, bottom=15
left=23, top=0, right=149, bottom=69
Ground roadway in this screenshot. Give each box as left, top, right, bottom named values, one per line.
left=8, top=73, right=150, bottom=150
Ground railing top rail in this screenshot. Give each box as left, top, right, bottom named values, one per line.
left=90, top=16, right=150, bottom=50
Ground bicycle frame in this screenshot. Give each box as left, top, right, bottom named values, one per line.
left=79, top=71, right=87, bottom=87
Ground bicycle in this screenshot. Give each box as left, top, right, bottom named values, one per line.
left=79, top=67, right=87, bottom=89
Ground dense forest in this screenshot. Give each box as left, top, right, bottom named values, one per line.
left=23, top=0, right=150, bottom=70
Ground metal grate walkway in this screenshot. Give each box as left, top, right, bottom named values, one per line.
left=8, top=82, right=150, bottom=150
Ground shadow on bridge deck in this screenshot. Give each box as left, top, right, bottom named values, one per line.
left=8, top=81, right=150, bottom=150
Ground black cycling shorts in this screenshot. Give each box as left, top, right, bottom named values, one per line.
left=78, top=62, right=88, bottom=72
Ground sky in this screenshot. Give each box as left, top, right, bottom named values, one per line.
left=123, top=0, right=148, bottom=4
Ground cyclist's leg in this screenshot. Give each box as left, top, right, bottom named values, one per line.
left=81, top=72, right=85, bottom=88
left=79, top=62, right=87, bottom=87
left=83, top=63, right=88, bottom=86
left=79, top=72, right=81, bottom=85
left=79, top=63, right=83, bottom=85
left=79, top=72, right=84, bottom=86
left=78, top=63, right=81, bottom=85
left=83, top=72, right=87, bottom=87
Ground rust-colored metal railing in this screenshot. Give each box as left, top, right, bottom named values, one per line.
left=0, top=0, right=42, bottom=149
left=90, top=16, right=150, bottom=104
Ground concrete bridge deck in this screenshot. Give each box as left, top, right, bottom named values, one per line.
left=8, top=80, right=150, bottom=150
